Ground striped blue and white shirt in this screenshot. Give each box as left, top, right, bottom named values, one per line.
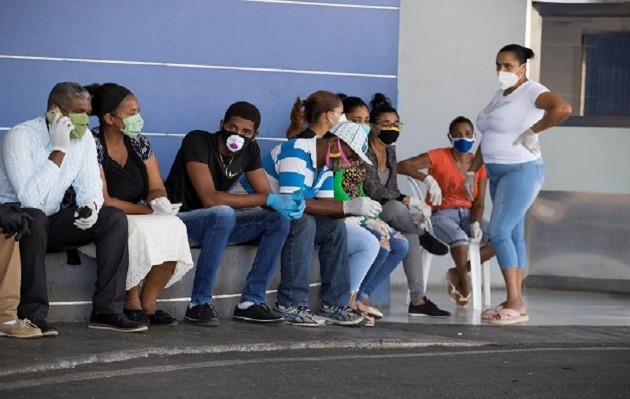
left=0, top=117, right=103, bottom=216
left=240, top=138, right=333, bottom=199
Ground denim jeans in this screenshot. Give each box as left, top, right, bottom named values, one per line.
left=486, top=158, right=545, bottom=269
left=431, top=208, right=490, bottom=248
left=358, top=226, right=409, bottom=300
left=278, top=214, right=349, bottom=308
left=178, top=206, right=290, bottom=304
left=345, top=222, right=380, bottom=293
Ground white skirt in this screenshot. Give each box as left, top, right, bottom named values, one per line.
left=79, top=214, right=194, bottom=290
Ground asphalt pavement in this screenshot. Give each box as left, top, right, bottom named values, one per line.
left=2, top=288, right=629, bottom=398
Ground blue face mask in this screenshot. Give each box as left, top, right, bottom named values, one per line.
left=452, top=137, right=475, bottom=153
left=361, top=124, right=370, bottom=135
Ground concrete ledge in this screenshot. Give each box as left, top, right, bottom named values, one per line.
left=47, top=246, right=324, bottom=322
left=46, top=244, right=392, bottom=322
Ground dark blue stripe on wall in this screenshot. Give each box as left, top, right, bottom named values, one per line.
left=0, top=0, right=399, bottom=174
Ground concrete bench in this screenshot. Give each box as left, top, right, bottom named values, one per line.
left=45, top=245, right=321, bottom=322
left=45, top=244, right=391, bottom=322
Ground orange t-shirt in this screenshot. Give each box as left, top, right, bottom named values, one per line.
left=426, top=147, right=487, bottom=210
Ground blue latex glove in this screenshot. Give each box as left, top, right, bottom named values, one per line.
left=267, top=190, right=305, bottom=220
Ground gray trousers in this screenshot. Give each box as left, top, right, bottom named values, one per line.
left=379, top=200, right=426, bottom=301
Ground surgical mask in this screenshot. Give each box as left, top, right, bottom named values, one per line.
left=451, top=136, right=475, bottom=153
left=46, top=106, right=89, bottom=139
left=68, top=112, right=89, bottom=139
left=498, top=70, right=519, bottom=90
left=360, top=124, right=370, bottom=135
left=221, top=130, right=251, bottom=153
left=118, top=113, right=144, bottom=138
left=328, top=112, right=347, bottom=127
left=377, top=127, right=400, bottom=145
left=325, top=138, right=351, bottom=172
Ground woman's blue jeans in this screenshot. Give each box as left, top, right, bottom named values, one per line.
left=486, top=158, right=545, bottom=269
left=178, top=206, right=290, bottom=305
left=358, top=227, right=409, bottom=300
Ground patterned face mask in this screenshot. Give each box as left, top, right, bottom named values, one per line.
left=341, top=160, right=366, bottom=199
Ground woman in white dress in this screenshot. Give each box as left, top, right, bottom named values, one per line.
left=85, top=83, right=193, bottom=326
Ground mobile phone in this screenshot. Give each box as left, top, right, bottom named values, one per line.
left=46, top=106, right=61, bottom=125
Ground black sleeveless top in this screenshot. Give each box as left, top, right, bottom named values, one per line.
left=92, top=128, right=151, bottom=203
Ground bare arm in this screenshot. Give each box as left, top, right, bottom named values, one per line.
left=186, top=161, right=269, bottom=208
left=144, top=156, right=168, bottom=203
left=304, top=197, right=345, bottom=217
left=530, top=92, right=572, bottom=133
left=470, top=176, right=487, bottom=223
left=397, top=153, right=432, bottom=181
left=468, top=148, right=484, bottom=173
left=246, top=168, right=272, bottom=195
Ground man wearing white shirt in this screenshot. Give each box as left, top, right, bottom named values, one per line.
left=0, top=82, right=147, bottom=335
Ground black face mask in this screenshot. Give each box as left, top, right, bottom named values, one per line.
left=377, top=129, right=400, bottom=145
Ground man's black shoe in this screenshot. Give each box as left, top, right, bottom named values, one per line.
left=233, top=303, right=285, bottom=324
left=88, top=312, right=148, bottom=333
left=419, top=232, right=449, bottom=255
left=184, top=304, right=220, bottom=327
left=31, top=318, right=58, bottom=337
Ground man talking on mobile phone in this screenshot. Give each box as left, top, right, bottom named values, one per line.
left=0, top=82, right=147, bottom=336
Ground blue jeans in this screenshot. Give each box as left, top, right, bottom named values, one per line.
left=358, top=227, right=409, bottom=299
left=278, top=214, right=349, bottom=308
left=178, top=206, right=290, bottom=304
left=486, top=158, right=545, bottom=269
left=346, top=222, right=380, bottom=293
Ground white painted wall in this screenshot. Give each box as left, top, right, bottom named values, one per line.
left=395, top=0, right=630, bottom=289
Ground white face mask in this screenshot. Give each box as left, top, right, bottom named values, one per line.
left=497, top=71, right=519, bottom=90
left=225, top=134, right=245, bottom=152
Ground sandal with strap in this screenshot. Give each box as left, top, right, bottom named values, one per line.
left=487, top=308, right=529, bottom=325
left=356, top=302, right=383, bottom=319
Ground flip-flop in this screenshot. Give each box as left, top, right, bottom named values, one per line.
left=455, top=291, right=471, bottom=308
left=446, top=273, right=459, bottom=303
left=481, top=305, right=503, bottom=320
left=488, top=308, right=529, bottom=325
left=357, top=302, right=383, bottom=319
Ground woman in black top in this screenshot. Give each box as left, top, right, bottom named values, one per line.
left=86, top=83, right=193, bottom=327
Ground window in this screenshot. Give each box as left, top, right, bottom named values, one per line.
left=535, top=1, right=630, bottom=126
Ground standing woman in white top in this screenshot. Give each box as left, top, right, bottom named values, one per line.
left=466, top=44, right=571, bottom=325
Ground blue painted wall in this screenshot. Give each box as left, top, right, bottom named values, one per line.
left=0, top=0, right=399, bottom=175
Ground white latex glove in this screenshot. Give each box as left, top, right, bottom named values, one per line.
left=150, top=196, right=173, bottom=215
left=365, top=219, right=392, bottom=239
left=342, top=197, right=382, bottom=218
left=410, top=211, right=426, bottom=229
left=513, top=128, right=541, bottom=155
left=464, top=172, right=476, bottom=202
left=423, top=175, right=442, bottom=206
left=470, top=221, right=482, bottom=243
left=344, top=216, right=363, bottom=225
left=49, top=112, right=73, bottom=153
left=73, top=202, right=99, bottom=230
left=408, top=196, right=432, bottom=220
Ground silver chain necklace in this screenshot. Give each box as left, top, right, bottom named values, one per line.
left=219, top=153, right=237, bottom=177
